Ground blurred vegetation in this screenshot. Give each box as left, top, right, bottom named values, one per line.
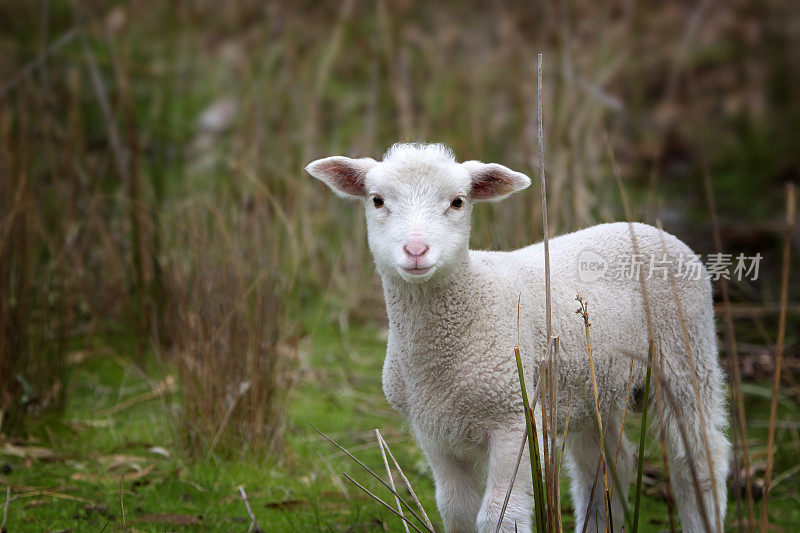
left=0, top=0, right=798, bottom=530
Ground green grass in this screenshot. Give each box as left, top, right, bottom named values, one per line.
left=2, top=322, right=799, bottom=531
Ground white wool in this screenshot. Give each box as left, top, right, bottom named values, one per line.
left=307, top=143, right=730, bottom=533
left=383, top=142, right=456, bottom=165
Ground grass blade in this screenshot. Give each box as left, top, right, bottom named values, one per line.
left=514, top=346, right=546, bottom=533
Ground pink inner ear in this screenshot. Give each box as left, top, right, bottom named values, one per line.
left=318, top=161, right=366, bottom=196
left=470, top=168, right=512, bottom=200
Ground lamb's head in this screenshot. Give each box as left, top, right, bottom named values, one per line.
left=306, top=143, right=530, bottom=283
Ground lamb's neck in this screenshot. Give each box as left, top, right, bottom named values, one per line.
left=380, top=255, right=481, bottom=356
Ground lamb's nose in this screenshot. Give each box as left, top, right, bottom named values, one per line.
left=404, top=235, right=429, bottom=258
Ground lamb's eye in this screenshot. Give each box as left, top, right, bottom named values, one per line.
left=372, top=195, right=384, bottom=208
left=450, top=197, right=464, bottom=209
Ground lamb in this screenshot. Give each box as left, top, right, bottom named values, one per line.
left=306, top=142, right=730, bottom=533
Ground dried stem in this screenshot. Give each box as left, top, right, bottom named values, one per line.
left=656, top=221, right=722, bottom=532
left=701, top=163, right=753, bottom=531
left=120, top=472, right=126, bottom=532
left=761, top=183, right=796, bottom=531
left=375, top=430, right=434, bottom=531
left=606, top=134, right=677, bottom=531
left=575, top=296, right=610, bottom=531
left=537, top=53, right=552, bottom=340
left=559, top=390, right=572, bottom=472
left=238, top=485, right=262, bottom=533
left=375, top=429, right=409, bottom=533
left=2, top=485, right=10, bottom=532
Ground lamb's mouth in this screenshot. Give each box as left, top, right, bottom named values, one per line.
left=402, top=265, right=433, bottom=275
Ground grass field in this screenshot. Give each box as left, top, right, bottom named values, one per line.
left=3, top=320, right=800, bottom=531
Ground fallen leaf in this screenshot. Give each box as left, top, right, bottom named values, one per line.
left=1, top=443, right=60, bottom=461
left=264, top=499, right=310, bottom=510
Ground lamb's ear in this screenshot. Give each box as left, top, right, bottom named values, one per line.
left=305, top=156, right=377, bottom=199
left=463, top=161, right=531, bottom=202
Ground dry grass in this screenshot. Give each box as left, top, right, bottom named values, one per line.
left=163, top=200, right=294, bottom=456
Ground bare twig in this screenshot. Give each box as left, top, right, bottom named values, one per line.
left=375, top=431, right=434, bottom=531
left=375, top=429, right=409, bottom=533
left=761, top=183, right=796, bottom=532
left=2, top=485, right=10, bottom=532
left=537, top=51, right=561, bottom=533
left=238, top=485, right=263, bottom=533
left=120, top=472, right=126, bottom=532
left=537, top=53, right=552, bottom=340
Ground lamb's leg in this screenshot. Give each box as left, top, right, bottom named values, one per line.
left=422, top=444, right=482, bottom=533
left=566, top=416, right=633, bottom=533
left=659, top=378, right=730, bottom=533
left=476, top=428, right=533, bottom=533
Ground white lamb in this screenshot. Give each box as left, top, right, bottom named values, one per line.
left=307, top=143, right=730, bottom=533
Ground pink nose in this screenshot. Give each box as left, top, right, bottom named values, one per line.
left=404, top=235, right=429, bottom=258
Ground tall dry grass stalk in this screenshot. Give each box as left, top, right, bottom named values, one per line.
left=575, top=296, right=611, bottom=532
left=656, top=221, right=723, bottom=532
left=761, top=183, right=796, bottom=531
left=164, top=201, right=294, bottom=456
left=0, top=81, right=72, bottom=434
left=701, top=163, right=754, bottom=529
left=606, top=137, right=678, bottom=532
